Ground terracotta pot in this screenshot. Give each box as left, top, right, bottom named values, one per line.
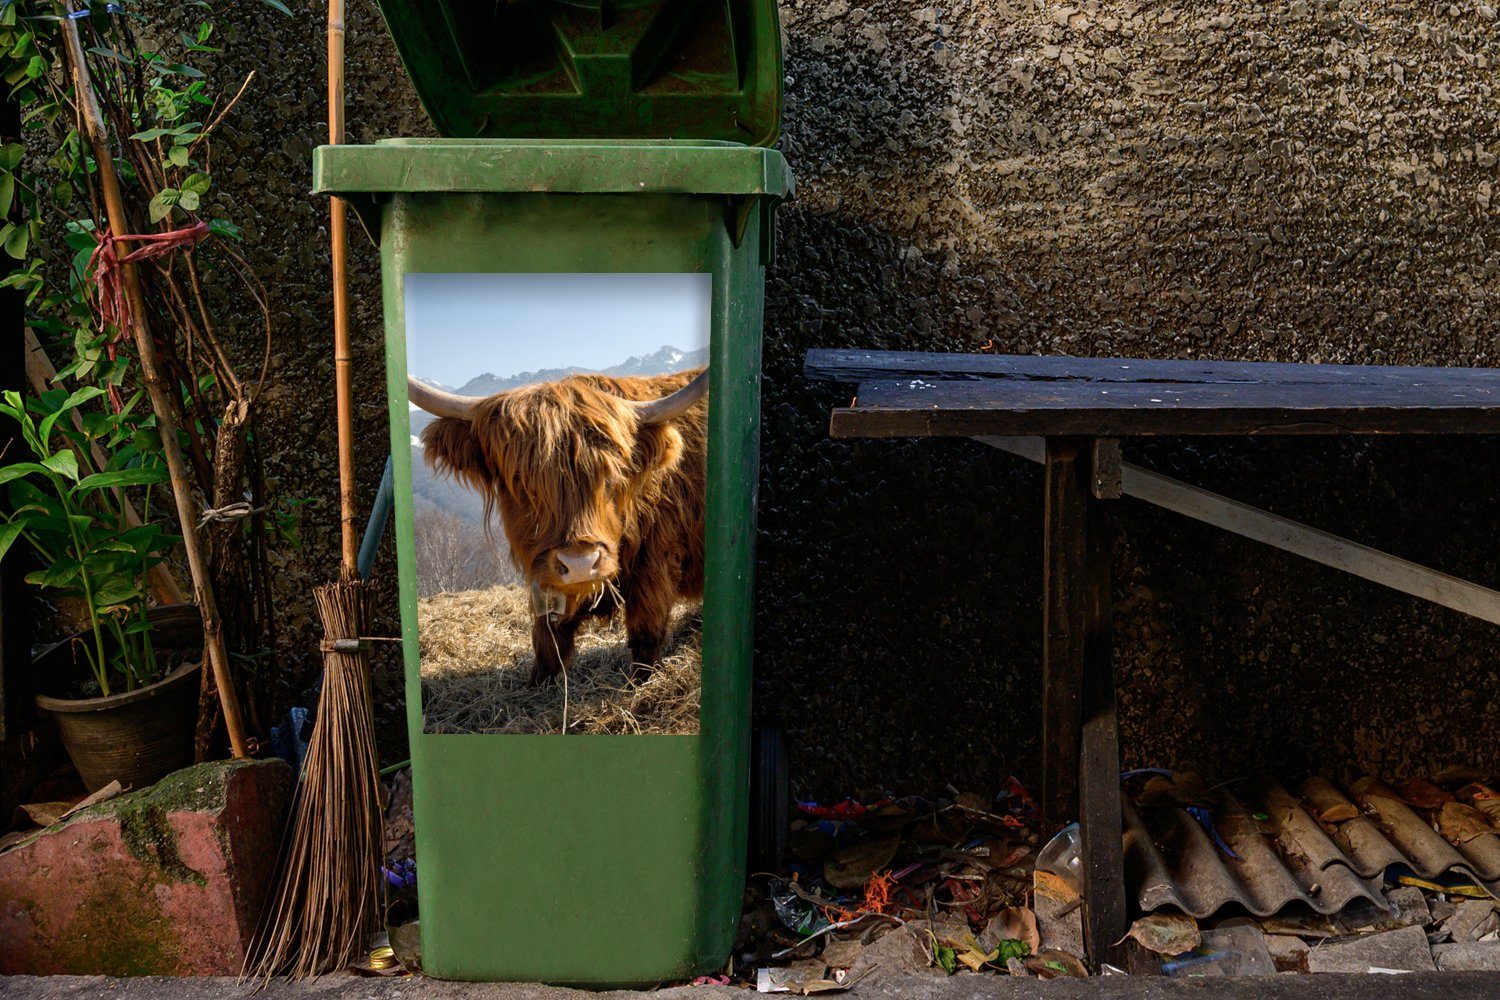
left=33, top=604, right=203, bottom=792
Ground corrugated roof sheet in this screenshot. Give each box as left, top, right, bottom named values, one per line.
left=1125, top=777, right=1500, bottom=920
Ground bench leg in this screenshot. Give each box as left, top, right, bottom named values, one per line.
left=1043, top=437, right=1127, bottom=968
left=1079, top=494, right=1127, bottom=966
left=1041, top=438, right=1086, bottom=831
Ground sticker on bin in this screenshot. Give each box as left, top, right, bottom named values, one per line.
left=406, top=272, right=709, bottom=736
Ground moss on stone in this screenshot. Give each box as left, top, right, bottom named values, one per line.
left=117, top=802, right=207, bottom=887
left=2, top=758, right=290, bottom=974
left=94, top=759, right=282, bottom=886
left=12, top=758, right=284, bottom=885
left=73, top=757, right=268, bottom=822
left=0, top=826, right=187, bottom=974
left=43, top=865, right=184, bottom=975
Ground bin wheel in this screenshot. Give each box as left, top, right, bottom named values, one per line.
left=748, top=719, right=788, bottom=873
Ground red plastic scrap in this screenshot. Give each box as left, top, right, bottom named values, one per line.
left=797, top=797, right=893, bottom=821
left=87, top=221, right=211, bottom=405
left=998, top=776, right=1041, bottom=827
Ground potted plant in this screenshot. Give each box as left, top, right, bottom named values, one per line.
left=0, top=385, right=200, bottom=791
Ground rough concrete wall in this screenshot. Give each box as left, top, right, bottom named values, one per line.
left=195, top=1, right=1498, bottom=793
left=761, top=0, right=1500, bottom=795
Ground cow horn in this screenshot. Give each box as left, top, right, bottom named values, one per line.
left=629, top=370, right=707, bottom=424
left=407, top=377, right=482, bottom=420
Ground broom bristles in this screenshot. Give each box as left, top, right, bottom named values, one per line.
left=244, top=579, right=383, bottom=979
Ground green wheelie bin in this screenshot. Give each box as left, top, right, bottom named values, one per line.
left=312, top=0, right=791, bottom=986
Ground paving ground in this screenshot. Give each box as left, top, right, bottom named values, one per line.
left=3, top=974, right=1500, bottom=1000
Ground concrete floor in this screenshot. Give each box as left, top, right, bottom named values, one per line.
left=3, top=974, right=1500, bottom=999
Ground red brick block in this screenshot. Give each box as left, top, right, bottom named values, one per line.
left=0, top=758, right=291, bottom=975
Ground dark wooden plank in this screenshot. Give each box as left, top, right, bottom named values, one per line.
left=806, top=348, right=1500, bottom=391
left=1079, top=490, right=1127, bottom=967
left=1042, top=438, right=1087, bottom=833
left=831, top=378, right=1500, bottom=437
left=975, top=436, right=1500, bottom=626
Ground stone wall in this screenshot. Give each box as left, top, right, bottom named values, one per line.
left=200, top=1, right=1499, bottom=794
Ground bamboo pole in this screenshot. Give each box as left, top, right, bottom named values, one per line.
left=328, top=0, right=357, bottom=576
left=61, top=8, right=248, bottom=758
left=244, top=1, right=382, bottom=974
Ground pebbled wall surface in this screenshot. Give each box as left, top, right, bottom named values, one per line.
left=191, top=0, right=1499, bottom=795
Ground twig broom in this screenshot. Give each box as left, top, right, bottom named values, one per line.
left=244, top=0, right=383, bottom=977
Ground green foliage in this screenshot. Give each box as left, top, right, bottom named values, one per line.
left=0, top=386, right=179, bottom=696
left=0, top=1, right=285, bottom=383
left=991, top=939, right=1030, bottom=964
left=0, top=2, right=289, bottom=701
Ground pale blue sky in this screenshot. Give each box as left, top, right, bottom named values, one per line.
left=405, top=272, right=711, bottom=387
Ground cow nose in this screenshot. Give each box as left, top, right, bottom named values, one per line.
left=555, top=548, right=603, bottom=582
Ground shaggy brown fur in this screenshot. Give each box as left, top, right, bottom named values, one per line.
left=421, top=368, right=706, bottom=683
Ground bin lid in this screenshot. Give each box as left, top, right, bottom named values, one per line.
left=372, top=0, right=783, bottom=145
left=314, top=139, right=792, bottom=198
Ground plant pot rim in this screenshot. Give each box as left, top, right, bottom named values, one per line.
left=30, top=602, right=200, bottom=665
left=36, top=659, right=201, bottom=714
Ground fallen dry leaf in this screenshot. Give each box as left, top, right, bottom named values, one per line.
left=1352, top=776, right=1403, bottom=804
left=1396, top=778, right=1454, bottom=811
left=1025, top=949, right=1088, bottom=978
left=1432, top=765, right=1488, bottom=786
left=18, top=802, right=70, bottom=828
left=60, top=780, right=124, bottom=820
left=1122, top=912, right=1200, bottom=956
left=1136, top=776, right=1177, bottom=807
left=1316, top=802, right=1359, bottom=823
left=1458, top=784, right=1500, bottom=824
left=992, top=906, right=1040, bottom=955
left=1438, top=802, right=1497, bottom=845
left=824, top=837, right=899, bottom=889
left=1301, top=777, right=1360, bottom=824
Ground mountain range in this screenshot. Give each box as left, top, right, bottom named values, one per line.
left=447, top=344, right=706, bottom=398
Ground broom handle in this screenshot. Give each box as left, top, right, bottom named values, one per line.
left=61, top=9, right=249, bottom=758
left=329, top=0, right=358, bottom=578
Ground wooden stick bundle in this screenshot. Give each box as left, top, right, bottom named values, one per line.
left=60, top=6, right=247, bottom=758
left=246, top=580, right=381, bottom=977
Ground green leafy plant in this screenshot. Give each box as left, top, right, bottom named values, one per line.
left=0, top=1, right=292, bottom=743
left=0, top=386, right=179, bottom=695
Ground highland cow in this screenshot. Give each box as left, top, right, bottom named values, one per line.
left=409, top=367, right=706, bottom=684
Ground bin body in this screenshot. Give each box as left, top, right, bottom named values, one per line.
left=315, top=138, right=788, bottom=984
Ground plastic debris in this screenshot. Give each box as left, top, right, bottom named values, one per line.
left=382, top=857, right=417, bottom=890
left=739, top=785, right=1055, bottom=985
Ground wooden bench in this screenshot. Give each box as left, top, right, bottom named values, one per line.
left=804, top=348, right=1500, bottom=966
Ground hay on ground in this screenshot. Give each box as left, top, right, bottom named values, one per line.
left=418, top=583, right=700, bottom=734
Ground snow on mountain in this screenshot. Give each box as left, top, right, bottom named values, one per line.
left=448, top=344, right=706, bottom=398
